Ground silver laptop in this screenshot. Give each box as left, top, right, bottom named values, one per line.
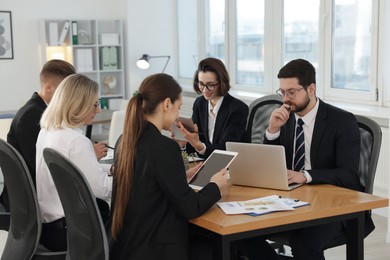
left=226, top=142, right=303, bottom=190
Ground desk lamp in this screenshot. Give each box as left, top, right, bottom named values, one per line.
left=136, top=54, right=171, bottom=73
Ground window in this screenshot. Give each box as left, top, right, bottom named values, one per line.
left=177, top=0, right=381, bottom=105
left=283, top=0, right=320, bottom=67
left=236, top=0, right=265, bottom=86
left=323, top=0, right=378, bottom=104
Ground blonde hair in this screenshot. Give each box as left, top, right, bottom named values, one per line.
left=40, top=74, right=99, bottom=130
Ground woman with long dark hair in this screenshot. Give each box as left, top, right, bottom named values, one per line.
left=110, top=73, right=228, bottom=259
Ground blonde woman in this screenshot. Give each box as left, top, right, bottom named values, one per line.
left=36, top=74, right=113, bottom=251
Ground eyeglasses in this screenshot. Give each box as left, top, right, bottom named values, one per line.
left=94, top=98, right=101, bottom=112
left=196, top=81, right=218, bottom=91
left=276, top=87, right=305, bottom=98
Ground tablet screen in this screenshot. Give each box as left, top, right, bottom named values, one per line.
left=189, top=150, right=238, bottom=189
left=172, top=117, right=195, bottom=141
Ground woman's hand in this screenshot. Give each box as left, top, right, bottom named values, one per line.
left=177, top=122, right=204, bottom=151
left=210, top=168, right=228, bottom=190
left=186, top=163, right=203, bottom=183
left=93, top=141, right=108, bottom=160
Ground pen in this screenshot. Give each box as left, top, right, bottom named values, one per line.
left=95, top=142, right=114, bottom=150
left=278, top=195, right=299, bottom=202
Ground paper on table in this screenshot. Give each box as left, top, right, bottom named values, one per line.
left=217, top=195, right=309, bottom=216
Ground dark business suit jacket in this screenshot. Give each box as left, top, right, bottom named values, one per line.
left=1, top=92, right=46, bottom=210
left=109, top=123, right=221, bottom=260
left=188, top=93, right=249, bottom=158
left=264, top=99, right=374, bottom=235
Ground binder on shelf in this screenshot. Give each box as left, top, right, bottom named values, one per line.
left=58, top=21, right=70, bottom=45
left=72, top=21, right=78, bottom=45
left=84, top=48, right=93, bottom=71
left=109, top=47, right=118, bottom=70
left=76, top=48, right=93, bottom=72
left=49, top=23, right=58, bottom=46
left=101, top=47, right=111, bottom=70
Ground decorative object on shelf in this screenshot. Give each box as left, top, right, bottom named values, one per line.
left=136, top=54, right=171, bottom=73
left=103, top=75, right=117, bottom=95
left=78, top=29, right=91, bottom=45
left=0, top=11, right=13, bottom=59
left=100, top=33, right=119, bottom=45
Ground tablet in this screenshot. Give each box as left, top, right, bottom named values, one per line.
left=172, top=116, right=195, bottom=141
left=189, top=149, right=238, bottom=190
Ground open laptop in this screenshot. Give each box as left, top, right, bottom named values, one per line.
left=226, top=142, right=303, bottom=190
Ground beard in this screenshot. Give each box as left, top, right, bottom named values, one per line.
left=285, top=95, right=311, bottom=113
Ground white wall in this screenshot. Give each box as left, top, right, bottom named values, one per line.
left=0, top=0, right=127, bottom=111
left=126, top=0, right=177, bottom=95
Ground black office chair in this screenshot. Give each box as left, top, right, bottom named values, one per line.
left=269, top=114, right=382, bottom=256
left=246, top=94, right=283, bottom=143
left=0, top=139, right=66, bottom=260
left=0, top=202, right=10, bottom=231
left=43, top=147, right=109, bottom=260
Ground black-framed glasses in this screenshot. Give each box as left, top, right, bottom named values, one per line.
left=276, top=87, right=305, bottom=98
left=196, top=81, right=219, bottom=91
left=94, top=98, right=101, bottom=112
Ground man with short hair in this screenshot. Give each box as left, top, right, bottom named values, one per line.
left=264, top=59, right=374, bottom=259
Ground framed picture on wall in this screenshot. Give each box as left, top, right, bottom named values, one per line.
left=0, top=11, right=14, bottom=59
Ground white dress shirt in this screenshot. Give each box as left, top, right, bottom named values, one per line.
left=196, top=96, right=224, bottom=155
left=265, top=99, right=319, bottom=183
left=36, top=124, right=112, bottom=223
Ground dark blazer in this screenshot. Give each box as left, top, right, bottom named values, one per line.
left=264, top=99, right=374, bottom=235
left=188, top=93, right=249, bottom=158
left=7, top=92, right=46, bottom=182
left=109, top=123, right=221, bottom=260
left=1, top=92, right=46, bottom=210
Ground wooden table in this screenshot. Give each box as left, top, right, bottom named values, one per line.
left=189, top=184, right=389, bottom=260
left=86, top=109, right=115, bottom=139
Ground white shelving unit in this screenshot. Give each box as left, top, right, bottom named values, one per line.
left=40, top=19, right=125, bottom=100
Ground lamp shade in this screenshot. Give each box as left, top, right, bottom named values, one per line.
left=136, top=54, right=171, bottom=73
left=136, top=54, right=150, bottom=69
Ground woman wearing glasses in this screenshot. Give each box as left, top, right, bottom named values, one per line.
left=178, top=57, right=249, bottom=158
left=36, top=74, right=113, bottom=251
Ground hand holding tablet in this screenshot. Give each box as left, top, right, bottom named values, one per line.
left=188, top=149, right=238, bottom=190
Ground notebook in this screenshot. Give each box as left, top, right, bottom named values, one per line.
left=189, top=149, right=238, bottom=190
left=226, top=142, right=303, bottom=190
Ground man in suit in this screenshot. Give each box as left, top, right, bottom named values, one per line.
left=6, top=60, right=76, bottom=184
left=0, top=60, right=76, bottom=210
left=262, top=59, right=374, bottom=259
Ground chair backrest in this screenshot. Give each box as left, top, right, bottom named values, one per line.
left=246, top=94, right=283, bottom=143
left=108, top=110, right=126, bottom=147
left=355, top=114, right=382, bottom=194
left=0, top=139, right=40, bottom=260
left=43, top=147, right=109, bottom=260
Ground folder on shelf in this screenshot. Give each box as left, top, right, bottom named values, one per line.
left=76, top=48, right=93, bottom=72
left=72, top=21, right=78, bottom=45
left=49, top=23, right=58, bottom=46
left=58, top=21, right=70, bottom=45
left=101, top=47, right=110, bottom=70
left=109, top=47, right=118, bottom=70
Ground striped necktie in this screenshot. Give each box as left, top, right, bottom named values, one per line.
left=293, top=118, right=305, bottom=171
